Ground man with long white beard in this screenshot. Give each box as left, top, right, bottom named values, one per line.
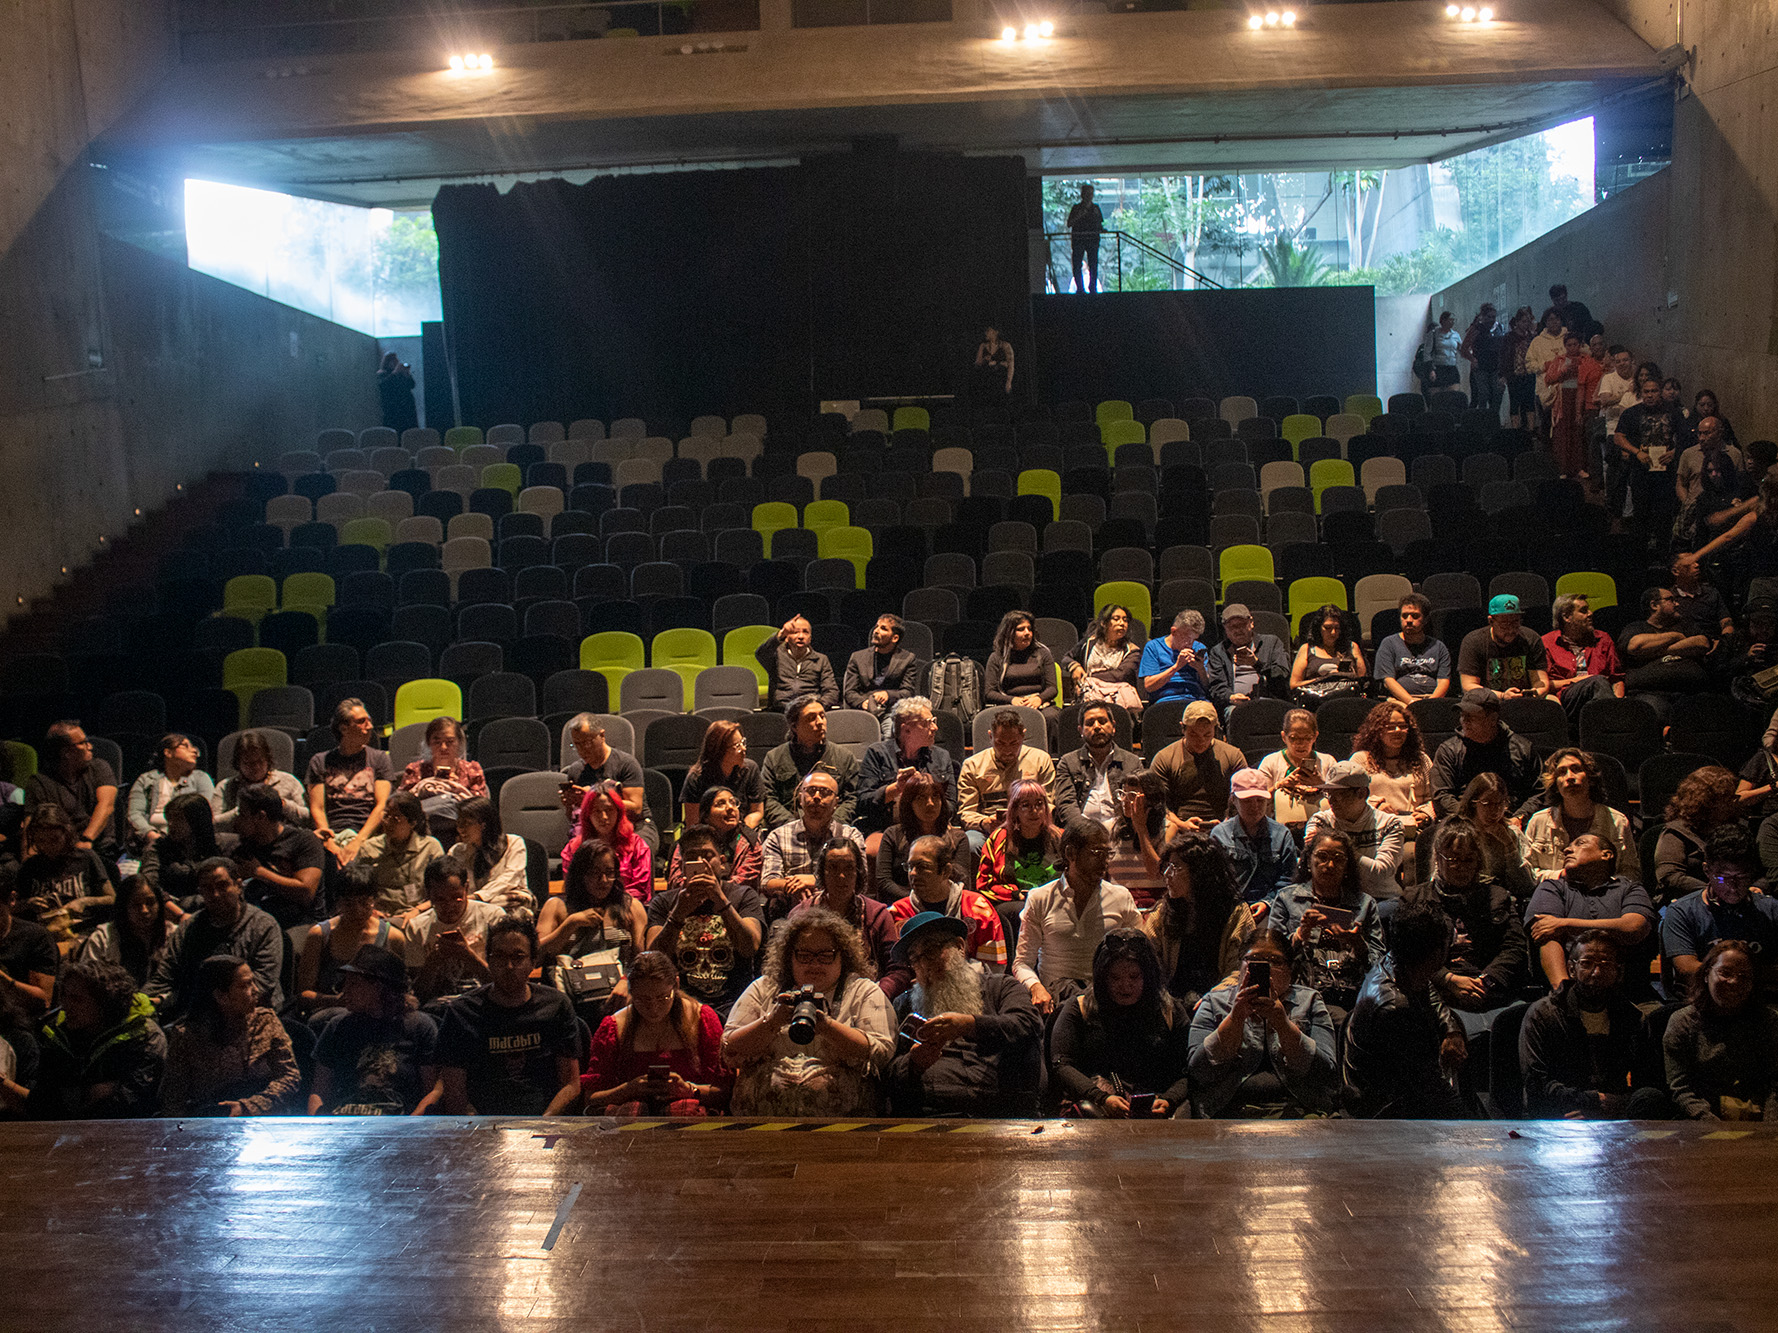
left=886, top=913, right=1042, bottom=1117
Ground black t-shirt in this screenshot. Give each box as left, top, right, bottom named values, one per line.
left=1457, top=628, right=1547, bottom=694
left=306, top=747, right=394, bottom=829
left=646, top=882, right=766, bottom=1014
left=314, top=1009, right=439, bottom=1115
left=1617, top=620, right=1711, bottom=693
left=17, top=850, right=110, bottom=915
left=1615, top=403, right=1686, bottom=467
left=565, top=748, right=645, bottom=792
left=0, top=917, right=57, bottom=983
left=24, top=761, right=119, bottom=847
left=437, top=984, right=580, bottom=1115
left=679, top=759, right=766, bottom=813
left=239, top=825, right=329, bottom=926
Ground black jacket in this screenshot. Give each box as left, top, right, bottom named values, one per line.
left=888, top=974, right=1042, bottom=1116
left=1203, top=634, right=1293, bottom=709
left=1518, top=983, right=1652, bottom=1117
left=1053, top=745, right=1144, bottom=835
left=1386, top=878, right=1529, bottom=1005
left=1341, top=956, right=1469, bottom=1119
left=1431, top=726, right=1541, bottom=818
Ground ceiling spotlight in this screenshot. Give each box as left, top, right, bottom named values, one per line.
left=449, top=54, right=464, bottom=70
left=1460, top=5, right=1475, bottom=17
left=1477, top=5, right=1493, bottom=18
left=1265, top=11, right=1279, bottom=24
left=1248, top=13, right=1264, bottom=26
left=1280, top=9, right=1295, bottom=24
left=1000, top=24, right=1016, bottom=39
left=478, top=53, right=493, bottom=69
left=1024, top=22, right=1039, bottom=38
left=1445, top=2, right=1459, bottom=12
left=1039, top=19, right=1053, bottom=36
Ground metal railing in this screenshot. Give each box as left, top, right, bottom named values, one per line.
left=1043, top=229, right=1223, bottom=292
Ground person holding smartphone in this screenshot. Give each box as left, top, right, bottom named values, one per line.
left=1264, top=829, right=1386, bottom=1026
left=579, top=951, right=730, bottom=1117
left=1187, top=929, right=1337, bottom=1118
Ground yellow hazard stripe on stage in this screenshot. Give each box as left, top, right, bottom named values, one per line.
left=532, top=1119, right=1016, bottom=1134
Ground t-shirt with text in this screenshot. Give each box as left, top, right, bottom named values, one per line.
left=437, top=984, right=580, bottom=1115
left=1457, top=628, right=1547, bottom=694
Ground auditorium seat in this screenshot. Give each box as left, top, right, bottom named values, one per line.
left=1555, top=570, right=1617, bottom=610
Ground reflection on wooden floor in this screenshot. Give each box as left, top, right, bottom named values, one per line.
left=5, top=1117, right=1774, bottom=1330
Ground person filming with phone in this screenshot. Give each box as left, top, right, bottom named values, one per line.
left=1187, top=929, right=1338, bottom=1118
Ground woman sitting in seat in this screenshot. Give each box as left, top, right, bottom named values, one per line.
left=213, top=730, right=307, bottom=832
left=974, top=778, right=1063, bottom=943
left=1347, top=700, right=1436, bottom=876
left=1288, top=604, right=1366, bottom=696
left=539, top=840, right=647, bottom=1025
left=125, top=733, right=215, bottom=853
left=1257, top=708, right=1335, bottom=835
left=664, top=787, right=762, bottom=893
left=352, top=790, right=445, bottom=918
left=985, top=610, right=1061, bottom=750
left=1664, top=939, right=1778, bottom=1121
left=563, top=780, right=652, bottom=902
left=678, top=720, right=764, bottom=830
left=1188, top=928, right=1339, bottom=1118
left=75, top=875, right=170, bottom=990
left=1065, top=604, right=1145, bottom=713
left=1049, top=929, right=1192, bottom=1119
left=140, top=792, right=235, bottom=911
left=160, top=955, right=299, bottom=1117
left=1141, top=832, right=1253, bottom=1008
left=447, top=795, right=536, bottom=915
left=1654, top=765, right=1741, bottom=907
left=721, top=907, right=895, bottom=1117
left=1522, top=747, right=1638, bottom=883
left=397, top=716, right=487, bottom=841
left=877, top=771, right=972, bottom=902
left=1455, top=772, right=1536, bottom=903
left=295, top=872, right=410, bottom=1020
left=580, top=951, right=731, bottom=1117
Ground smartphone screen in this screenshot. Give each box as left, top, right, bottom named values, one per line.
left=1316, top=905, right=1355, bottom=930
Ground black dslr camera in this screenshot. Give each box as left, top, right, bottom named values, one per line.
left=787, top=986, right=826, bottom=1044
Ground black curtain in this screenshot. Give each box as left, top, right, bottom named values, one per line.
left=433, top=153, right=1030, bottom=427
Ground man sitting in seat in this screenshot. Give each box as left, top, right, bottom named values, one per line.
left=1523, top=834, right=1655, bottom=990
left=887, top=911, right=1042, bottom=1117
left=1431, top=689, right=1542, bottom=819
left=1139, top=609, right=1211, bottom=707
left=1054, top=700, right=1142, bottom=839
left=437, top=917, right=582, bottom=1116
left=956, top=709, right=1059, bottom=853
left=1148, top=701, right=1246, bottom=835
left=1373, top=593, right=1452, bottom=703
left=1211, top=768, right=1299, bottom=906
left=754, top=614, right=839, bottom=713
left=760, top=699, right=858, bottom=830
left=25, top=720, right=118, bottom=870
left=146, top=857, right=284, bottom=1020
left=646, top=824, right=766, bottom=1020
left=1618, top=586, right=1715, bottom=724
left=1520, top=930, right=1668, bottom=1119
left=231, top=784, right=327, bottom=930
left=1204, top=604, right=1291, bottom=715
left=842, top=613, right=921, bottom=722
left=1541, top=592, right=1624, bottom=726
left=1341, top=898, right=1470, bottom=1119
left=559, top=713, right=657, bottom=853
left=1301, top=761, right=1406, bottom=901
left=759, top=769, right=866, bottom=921
left=406, top=859, right=503, bottom=1007
left=1662, top=824, right=1778, bottom=995
left=1012, top=820, right=1141, bottom=1016
left=306, top=698, right=393, bottom=872
left=1457, top=595, right=1550, bottom=700
left=889, top=833, right=1008, bottom=972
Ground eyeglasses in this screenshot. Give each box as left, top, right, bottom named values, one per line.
left=908, top=860, right=941, bottom=873
left=794, top=948, right=839, bottom=966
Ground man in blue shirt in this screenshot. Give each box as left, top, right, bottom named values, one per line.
left=1372, top=593, right=1453, bottom=702
left=1662, top=824, right=1778, bottom=995
left=1211, top=767, right=1299, bottom=905
left=1524, top=834, right=1655, bottom=990
left=1139, top=609, right=1210, bottom=706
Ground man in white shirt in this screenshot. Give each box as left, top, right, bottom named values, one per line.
left=1012, top=820, right=1141, bottom=1014
left=1301, top=761, right=1406, bottom=902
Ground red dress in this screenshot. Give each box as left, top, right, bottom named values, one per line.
left=581, top=1003, right=731, bottom=1116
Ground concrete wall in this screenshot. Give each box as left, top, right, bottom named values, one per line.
left=0, top=0, right=379, bottom=625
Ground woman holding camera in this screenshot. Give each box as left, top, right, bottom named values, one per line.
left=1049, top=929, right=1192, bottom=1118
left=580, top=951, right=730, bottom=1117
left=721, top=907, right=895, bottom=1116
left=1187, top=929, right=1338, bottom=1118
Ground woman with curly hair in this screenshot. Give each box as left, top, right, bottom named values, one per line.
left=1655, top=765, right=1742, bottom=906
left=1140, top=832, right=1254, bottom=1007
left=5, top=956, right=164, bottom=1119
left=1347, top=700, right=1436, bottom=875
left=876, top=770, right=972, bottom=900
left=985, top=609, right=1061, bottom=749
left=720, top=907, right=895, bottom=1117
left=1522, top=747, right=1637, bottom=882
left=1288, top=604, right=1365, bottom=693
left=562, top=781, right=651, bottom=902
left=1049, top=929, right=1192, bottom=1118
left=1065, top=603, right=1144, bottom=712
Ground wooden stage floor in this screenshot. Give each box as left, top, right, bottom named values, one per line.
left=5, top=1116, right=1774, bottom=1331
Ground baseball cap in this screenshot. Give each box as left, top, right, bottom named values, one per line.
left=890, top=911, right=969, bottom=965
left=338, top=944, right=409, bottom=993
left=1221, top=603, right=1252, bottom=622
left=1313, top=759, right=1373, bottom=792
left=1459, top=687, right=1502, bottom=714
left=1230, top=768, right=1271, bottom=800
left=1182, top=700, right=1219, bottom=726
left=1487, top=594, right=1521, bottom=616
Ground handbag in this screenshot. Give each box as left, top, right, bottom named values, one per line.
left=555, top=946, right=625, bottom=1001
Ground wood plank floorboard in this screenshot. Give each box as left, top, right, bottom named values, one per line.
left=2, top=1117, right=1774, bottom=1330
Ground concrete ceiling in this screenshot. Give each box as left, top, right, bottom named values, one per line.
left=99, top=0, right=1664, bottom=206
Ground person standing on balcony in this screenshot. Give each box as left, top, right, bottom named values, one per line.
left=1067, top=185, right=1104, bottom=294
left=377, top=352, right=418, bottom=433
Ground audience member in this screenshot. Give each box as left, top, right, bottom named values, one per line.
left=1458, top=596, right=1549, bottom=698
left=124, top=733, right=214, bottom=851
left=294, top=873, right=409, bottom=1020
left=646, top=824, right=765, bottom=1018
left=213, top=730, right=307, bottom=832
left=558, top=714, right=656, bottom=852
left=1341, top=899, right=1469, bottom=1119
left=1388, top=820, right=1527, bottom=1027
left=1501, top=306, right=1539, bottom=430
left=842, top=613, right=921, bottom=721
left=1210, top=768, right=1298, bottom=905
left=159, top=955, right=298, bottom=1117
left=1431, top=690, right=1541, bottom=818
left=1289, top=604, right=1366, bottom=695
left=956, top=708, right=1058, bottom=848
left=1669, top=550, right=1736, bottom=648
left=1522, top=747, right=1638, bottom=881
left=1066, top=604, right=1146, bottom=712
left=1151, top=701, right=1246, bottom=833
left=1738, top=696, right=1778, bottom=824
left=1055, top=701, right=1141, bottom=840
left=305, top=698, right=393, bottom=871
left=985, top=610, right=1062, bottom=750
left=1049, top=929, right=1191, bottom=1118
left=888, top=835, right=1007, bottom=971
left=562, top=781, right=648, bottom=903
left=0, top=872, right=58, bottom=1014
left=754, top=614, right=839, bottom=712
left=1348, top=700, right=1436, bottom=876
left=146, top=858, right=283, bottom=1018
left=1013, top=821, right=1141, bottom=1015
left=974, top=778, right=1063, bottom=936
left=230, top=783, right=326, bottom=929
left=1662, top=825, right=1778, bottom=993
left=1663, top=939, right=1778, bottom=1121
left=579, top=951, right=730, bottom=1116
left=1613, top=375, right=1686, bottom=535
left=1697, top=472, right=1778, bottom=603
left=405, top=860, right=501, bottom=1006
left=17, top=804, right=113, bottom=945
left=678, top=719, right=764, bottom=830
left=760, top=769, right=866, bottom=918
left=540, top=840, right=647, bottom=1022
left=310, top=944, right=440, bottom=1115
left=721, top=907, right=895, bottom=1117
left=1524, top=834, right=1655, bottom=988
left=1526, top=308, right=1567, bottom=428
left=1139, top=609, right=1211, bottom=706
left=140, top=791, right=235, bottom=907
left=1544, top=283, right=1594, bottom=339
left=1204, top=603, right=1290, bottom=713
left=1114, top=767, right=1174, bottom=905
left=1422, top=309, right=1461, bottom=390
left=1654, top=765, right=1742, bottom=906
left=1620, top=587, right=1715, bottom=721
left=1301, top=761, right=1406, bottom=901
left=448, top=795, right=536, bottom=914
left=1674, top=414, right=1748, bottom=552
left=855, top=696, right=956, bottom=840
left=351, top=790, right=443, bottom=917
left=665, top=787, right=762, bottom=893
left=17, top=957, right=164, bottom=1119
left=789, top=840, right=908, bottom=997
left=761, top=699, right=858, bottom=830
left=1520, top=931, right=1665, bottom=1120
left=1373, top=593, right=1452, bottom=701
left=1455, top=772, right=1536, bottom=901
left=1267, top=828, right=1386, bottom=1024
left=438, top=917, right=581, bottom=1116
left=887, top=913, right=1041, bottom=1117
left=25, top=720, right=118, bottom=866
left=1142, top=832, right=1253, bottom=1007
left=1067, top=183, right=1103, bottom=293
left=1544, top=331, right=1602, bottom=479
left=1257, top=707, right=1334, bottom=833
left=396, top=716, right=486, bottom=838
left=1188, top=928, right=1338, bottom=1118
left=1542, top=593, right=1625, bottom=725
left=75, top=875, right=168, bottom=991
left=875, top=771, right=969, bottom=899
left=1459, top=302, right=1505, bottom=412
